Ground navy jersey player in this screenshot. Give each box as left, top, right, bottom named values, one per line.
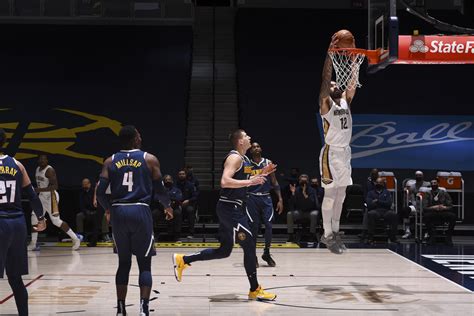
left=173, top=129, right=277, bottom=301
left=247, top=142, right=283, bottom=267
left=96, top=126, right=173, bottom=316
left=0, top=128, right=46, bottom=316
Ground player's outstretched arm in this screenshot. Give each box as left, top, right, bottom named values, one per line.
left=97, top=157, right=112, bottom=212
left=17, top=161, right=46, bottom=231
left=221, top=154, right=266, bottom=188
left=319, top=34, right=338, bottom=115
left=146, top=153, right=173, bottom=220
left=343, top=39, right=357, bottom=106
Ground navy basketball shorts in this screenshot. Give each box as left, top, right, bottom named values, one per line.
left=111, top=204, right=156, bottom=257
left=0, top=214, right=28, bottom=278
left=246, top=194, right=274, bottom=225
left=216, top=201, right=253, bottom=244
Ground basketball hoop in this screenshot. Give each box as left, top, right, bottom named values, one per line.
left=328, top=48, right=382, bottom=91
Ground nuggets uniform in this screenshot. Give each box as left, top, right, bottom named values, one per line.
left=246, top=158, right=274, bottom=247
left=35, top=165, right=60, bottom=214
left=319, top=98, right=353, bottom=188
left=109, top=149, right=155, bottom=257
left=0, top=156, right=28, bottom=278
left=184, top=150, right=257, bottom=273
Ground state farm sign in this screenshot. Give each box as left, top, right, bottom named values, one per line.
left=396, top=35, right=474, bottom=64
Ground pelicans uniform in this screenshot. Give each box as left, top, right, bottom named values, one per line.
left=319, top=98, right=352, bottom=188
left=319, top=97, right=353, bottom=237
left=35, top=165, right=60, bottom=214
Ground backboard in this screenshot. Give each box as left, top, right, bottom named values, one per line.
left=368, top=0, right=399, bottom=72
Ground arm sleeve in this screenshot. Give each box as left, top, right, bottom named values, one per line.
left=96, top=177, right=111, bottom=211
left=153, top=179, right=171, bottom=209
left=24, top=184, right=45, bottom=219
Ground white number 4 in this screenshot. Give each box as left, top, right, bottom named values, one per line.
left=122, top=172, right=134, bottom=192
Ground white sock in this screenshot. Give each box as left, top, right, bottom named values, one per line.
left=331, top=186, right=346, bottom=234
left=66, top=229, right=78, bottom=240
left=31, top=232, right=38, bottom=245
left=322, top=187, right=337, bottom=237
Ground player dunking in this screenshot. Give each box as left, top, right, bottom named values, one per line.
left=318, top=32, right=357, bottom=254
left=29, top=154, right=81, bottom=251
left=96, top=125, right=173, bottom=316
left=247, top=142, right=283, bottom=267
left=0, top=128, right=47, bottom=316
left=173, top=130, right=277, bottom=301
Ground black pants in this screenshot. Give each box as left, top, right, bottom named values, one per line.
left=182, top=205, right=196, bottom=234
left=367, top=209, right=398, bottom=239
left=424, top=211, right=456, bottom=237
left=76, top=211, right=101, bottom=244
left=152, top=207, right=182, bottom=238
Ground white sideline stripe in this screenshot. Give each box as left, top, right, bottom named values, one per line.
left=387, top=249, right=473, bottom=293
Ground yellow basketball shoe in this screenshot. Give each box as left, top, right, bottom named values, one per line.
left=173, top=253, right=189, bottom=282
left=248, top=285, right=277, bottom=301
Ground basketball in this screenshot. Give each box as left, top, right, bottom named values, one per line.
left=334, top=29, right=355, bottom=48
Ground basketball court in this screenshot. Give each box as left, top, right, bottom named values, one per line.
left=1, top=0, right=474, bottom=315
left=1, top=244, right=473, bottom=315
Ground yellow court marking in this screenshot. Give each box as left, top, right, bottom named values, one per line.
left=54, top=242, right=300, bottom=249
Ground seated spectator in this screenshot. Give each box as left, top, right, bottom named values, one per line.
left=76, top=178, right=99, bottom=247
left=185, top=165, right=200, bottom=193
left=424, top=179, right=456, bottom=245
left=151, top=174, right=182, bottom=241
left=176, top=169, right=198, bottom=238
left=287, top=174, right=320, bottom=242
left=401, top=170, right=431, bottom=239
left=366, top=177, right=398, bottom=244
left=310, top=176, right=324, bottom=206
left=364, top=168, right=379, bottom=198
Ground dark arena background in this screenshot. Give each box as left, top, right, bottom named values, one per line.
left=0, top=1, right=473, bottom=315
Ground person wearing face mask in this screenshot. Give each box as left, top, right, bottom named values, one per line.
left=152, top=174, right=183, bottom=242
left=310, top=177, right=325, bottom=206
left=366, top=177, right=398, bottom=244
left=286, top=174, right=321, bottom=243
left=184, top=165, right=200, bottom=195
left=424, top=179, right=456, bottom=245
left=402, top=171, right=431, bottom=239
left=364, top=169, right=379, bottom=199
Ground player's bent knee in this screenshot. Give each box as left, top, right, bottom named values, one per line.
left=50, top=215, right=63, bottom=227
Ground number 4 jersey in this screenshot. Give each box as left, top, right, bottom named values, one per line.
left=109, top=150, right=152, bottom=205
left=0, top=155, right=23, bottom=215
left=320, top=98, right=352, bottom=147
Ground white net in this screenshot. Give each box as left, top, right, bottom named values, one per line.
left=328, top=50, right=366, bottom=91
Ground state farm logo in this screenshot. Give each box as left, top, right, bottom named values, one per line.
left=409, top=40, right=429, bottom=53
left=409, top=39, right=474, bottom=54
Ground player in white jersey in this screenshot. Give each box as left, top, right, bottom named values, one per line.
left=29, top=155, right=81, bottom=251
left=318, top=34, right=357, bottom=254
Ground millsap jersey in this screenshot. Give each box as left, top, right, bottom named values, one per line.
left=248, top=158, right=272, bottom=194
left=109, top=150, right=152, bottom=204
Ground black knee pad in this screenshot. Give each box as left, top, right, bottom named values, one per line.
left=137, top=257, right=152, bottom=288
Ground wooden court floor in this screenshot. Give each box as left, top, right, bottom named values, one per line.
left=1, top=246, right=473, bottom=315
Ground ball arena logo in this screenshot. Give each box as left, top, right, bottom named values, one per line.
left=0, top=108, right=123, bottom=164
left=409, top=39, right=474, bottom=54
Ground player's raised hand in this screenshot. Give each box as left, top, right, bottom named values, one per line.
left=34, top=218, right=47, bottom=232
left=261, top=163, right=277, bottom=177
left=164, top=207, right=174, bottom=220
left=329, top=33, right=339, bottom=49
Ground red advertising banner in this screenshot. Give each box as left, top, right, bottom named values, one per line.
left=396, top=35, right=474, bottom=64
